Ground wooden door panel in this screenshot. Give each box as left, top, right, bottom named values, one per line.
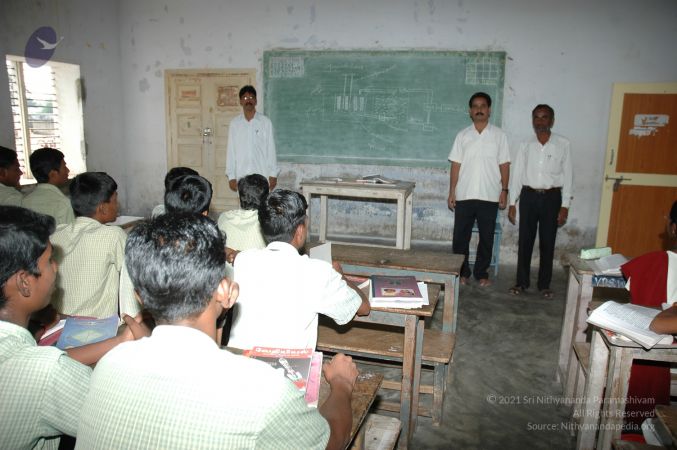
left=166, top=69, right=255, bottom=214
left=597, top=83, right=677, bottom=252
left=617, top=93, right=677, bottom=174
left=607, top=185, right=677, bottom=257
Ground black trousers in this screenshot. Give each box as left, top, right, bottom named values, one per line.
left=515, top=187, right=562, bottom=290
left=452, top=200, right=498, bottom=280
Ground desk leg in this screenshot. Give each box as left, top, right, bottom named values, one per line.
left=442, top=279, right=454, bottom=334
left=398, top=315, right=417, bottom=450
left=319, top=195, right=328, bottom=242
left=396, top=194, right=405, bottom=249
left=575, top=274, right=594, bottom=344
left=558, top=267, right=580, bottom=384
left=597, top=347, right=633, bottom=450
left=576, top=329, right=609, bottom=450
left=410, top=317, right=425, bottom=436
left=404, top=192, right=413, bottom=250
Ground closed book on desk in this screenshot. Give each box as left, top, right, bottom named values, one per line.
left=245, top=347, right=314, bottom=393
left=587, top=301, right=674, bottom=349
left=55, top=315, right=118, bottom=350
left=371, top=275, right=422, bottom=302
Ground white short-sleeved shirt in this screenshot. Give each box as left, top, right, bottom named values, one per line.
left=448, top=123, right=511, bottom=202
left=225, top=112, right=278, bottom=181
left=509, top=133, right=573, bottom=208
left=229, top=241, right=362, bottom=350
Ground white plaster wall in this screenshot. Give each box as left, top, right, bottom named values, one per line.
left=2, top=0, right=676, bottom=262
left=0, top=0, right=127, bottom=202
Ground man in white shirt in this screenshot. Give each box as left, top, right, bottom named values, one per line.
left=508, top=104, right=573, bottom=298
left=448, top=92, right=510, bottom=287
left=226, top=85, right=278, bottom=192
left=228, top=189, right=370, bottom=350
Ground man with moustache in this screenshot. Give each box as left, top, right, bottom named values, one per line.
left=226, top=85, right=278, bottom=191
left=448, top=92, right=510, bottom=287
left=508, top=104, right=572, bottom=298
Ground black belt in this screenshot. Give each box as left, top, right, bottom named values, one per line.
left=523, top=186, right=561, bottom=194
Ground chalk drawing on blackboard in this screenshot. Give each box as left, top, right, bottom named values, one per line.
left=264, top=50, right=506, bottom=167
left=269, top=56, right=305, bottom=78
left=465, top=55, right=501, bottom=86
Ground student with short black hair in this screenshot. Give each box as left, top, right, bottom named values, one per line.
left=164, top=174, right=212, bottom=215
left=151, top=166, right=199, bottom=217
left=0, top=206, right=147, bottom=449
left=50, top=172, right=139, bottom=319
left=0, top=146, right=23, bottom=206
left=22, top=147, right=74, bottom=225
left=77, top=213, right=359, bottom=450
left=217, top=173, right=268, bottom=263
left=228, top=189, right=370, bottom=350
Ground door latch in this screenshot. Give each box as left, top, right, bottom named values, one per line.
left=605, top=175, right=632, bottom=192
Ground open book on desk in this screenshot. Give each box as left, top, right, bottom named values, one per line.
left=587, top=301, right=674, bottom=349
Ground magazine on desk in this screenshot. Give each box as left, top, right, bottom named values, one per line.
left=245, top=347, right=314, bottom=393
left=586, top=301, right=674, bottom=349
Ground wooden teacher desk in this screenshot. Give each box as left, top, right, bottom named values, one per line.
left=300, top=178, right=415, bottom=250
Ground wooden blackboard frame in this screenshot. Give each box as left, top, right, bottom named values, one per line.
left=263, top=50, right=506, bottom=168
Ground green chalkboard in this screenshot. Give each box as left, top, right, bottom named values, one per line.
left=263, top=50, right=505, bottom=168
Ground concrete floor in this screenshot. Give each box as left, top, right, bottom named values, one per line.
left=360, top=262, right=577, bottom=450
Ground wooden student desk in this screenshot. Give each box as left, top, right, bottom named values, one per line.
left=319, top=372, right=384, bottom=449
left=300, top=178, right=415, bottom=250
left=557, top=257, right=625, bottom=389
left=334, top=284, right=439, bottom=449
left=326, top=243, right=463, bottom=333
left=576, top=328, right=677, bottom=450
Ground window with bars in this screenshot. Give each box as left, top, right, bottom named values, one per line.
left=5, top=56, right=86, bottom=182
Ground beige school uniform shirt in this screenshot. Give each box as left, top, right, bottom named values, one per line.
left=50, top=217, right=139, bottom=320
left=22, top=183, right=75, bottom=225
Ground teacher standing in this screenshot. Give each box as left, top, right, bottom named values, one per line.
left=226, top=85, right=278, bottom=191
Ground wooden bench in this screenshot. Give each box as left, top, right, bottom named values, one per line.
left=318, top=285, right=455, bottom=426
left=350, top=414, right=401, bottom=450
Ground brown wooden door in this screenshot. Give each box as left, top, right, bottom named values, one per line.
left=596, top=83, right=677, bottom=257
left=165, top=69, right=256, bottom=213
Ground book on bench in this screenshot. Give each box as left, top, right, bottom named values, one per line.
left=586, top=301, right=674, bottom=349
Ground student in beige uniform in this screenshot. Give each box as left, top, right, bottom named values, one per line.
left=0, top=146, right=23, bottom=206
left=50, top=172, right=138, bottom=319
left=22, top=147, right=74, bottom=225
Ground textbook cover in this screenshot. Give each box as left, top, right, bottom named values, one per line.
left=304, top=351, right=323, bottom=408
left=245, top=347, right=314, bottom=392
left=55, top=315, right=118, bottom=350
left=371, top=275, right=422, bottom=301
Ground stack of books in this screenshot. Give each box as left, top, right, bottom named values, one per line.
left=367, top=275, right=428, bottom=309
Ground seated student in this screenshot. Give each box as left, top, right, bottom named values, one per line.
left=0, top=146, right=23, bottom=206
left=151, top=166, right=198, bottom=217
left=76, top=213, right=360, bottom=450
left=619, top=199, right=677, bottom=436
left=164, top=173, right=212, bottom=215
left=217, top=173, right=268, bottom=263
left=22, top=147, right=75, bottom=225
left=228, top=189, right=370, bottom=350
left=50, top=172, right=138, bottom=319
left=0, top=206, right=147, bottom=449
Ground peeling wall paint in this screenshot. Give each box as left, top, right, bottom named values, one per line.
left=0, top=0, right=675, bottom=265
